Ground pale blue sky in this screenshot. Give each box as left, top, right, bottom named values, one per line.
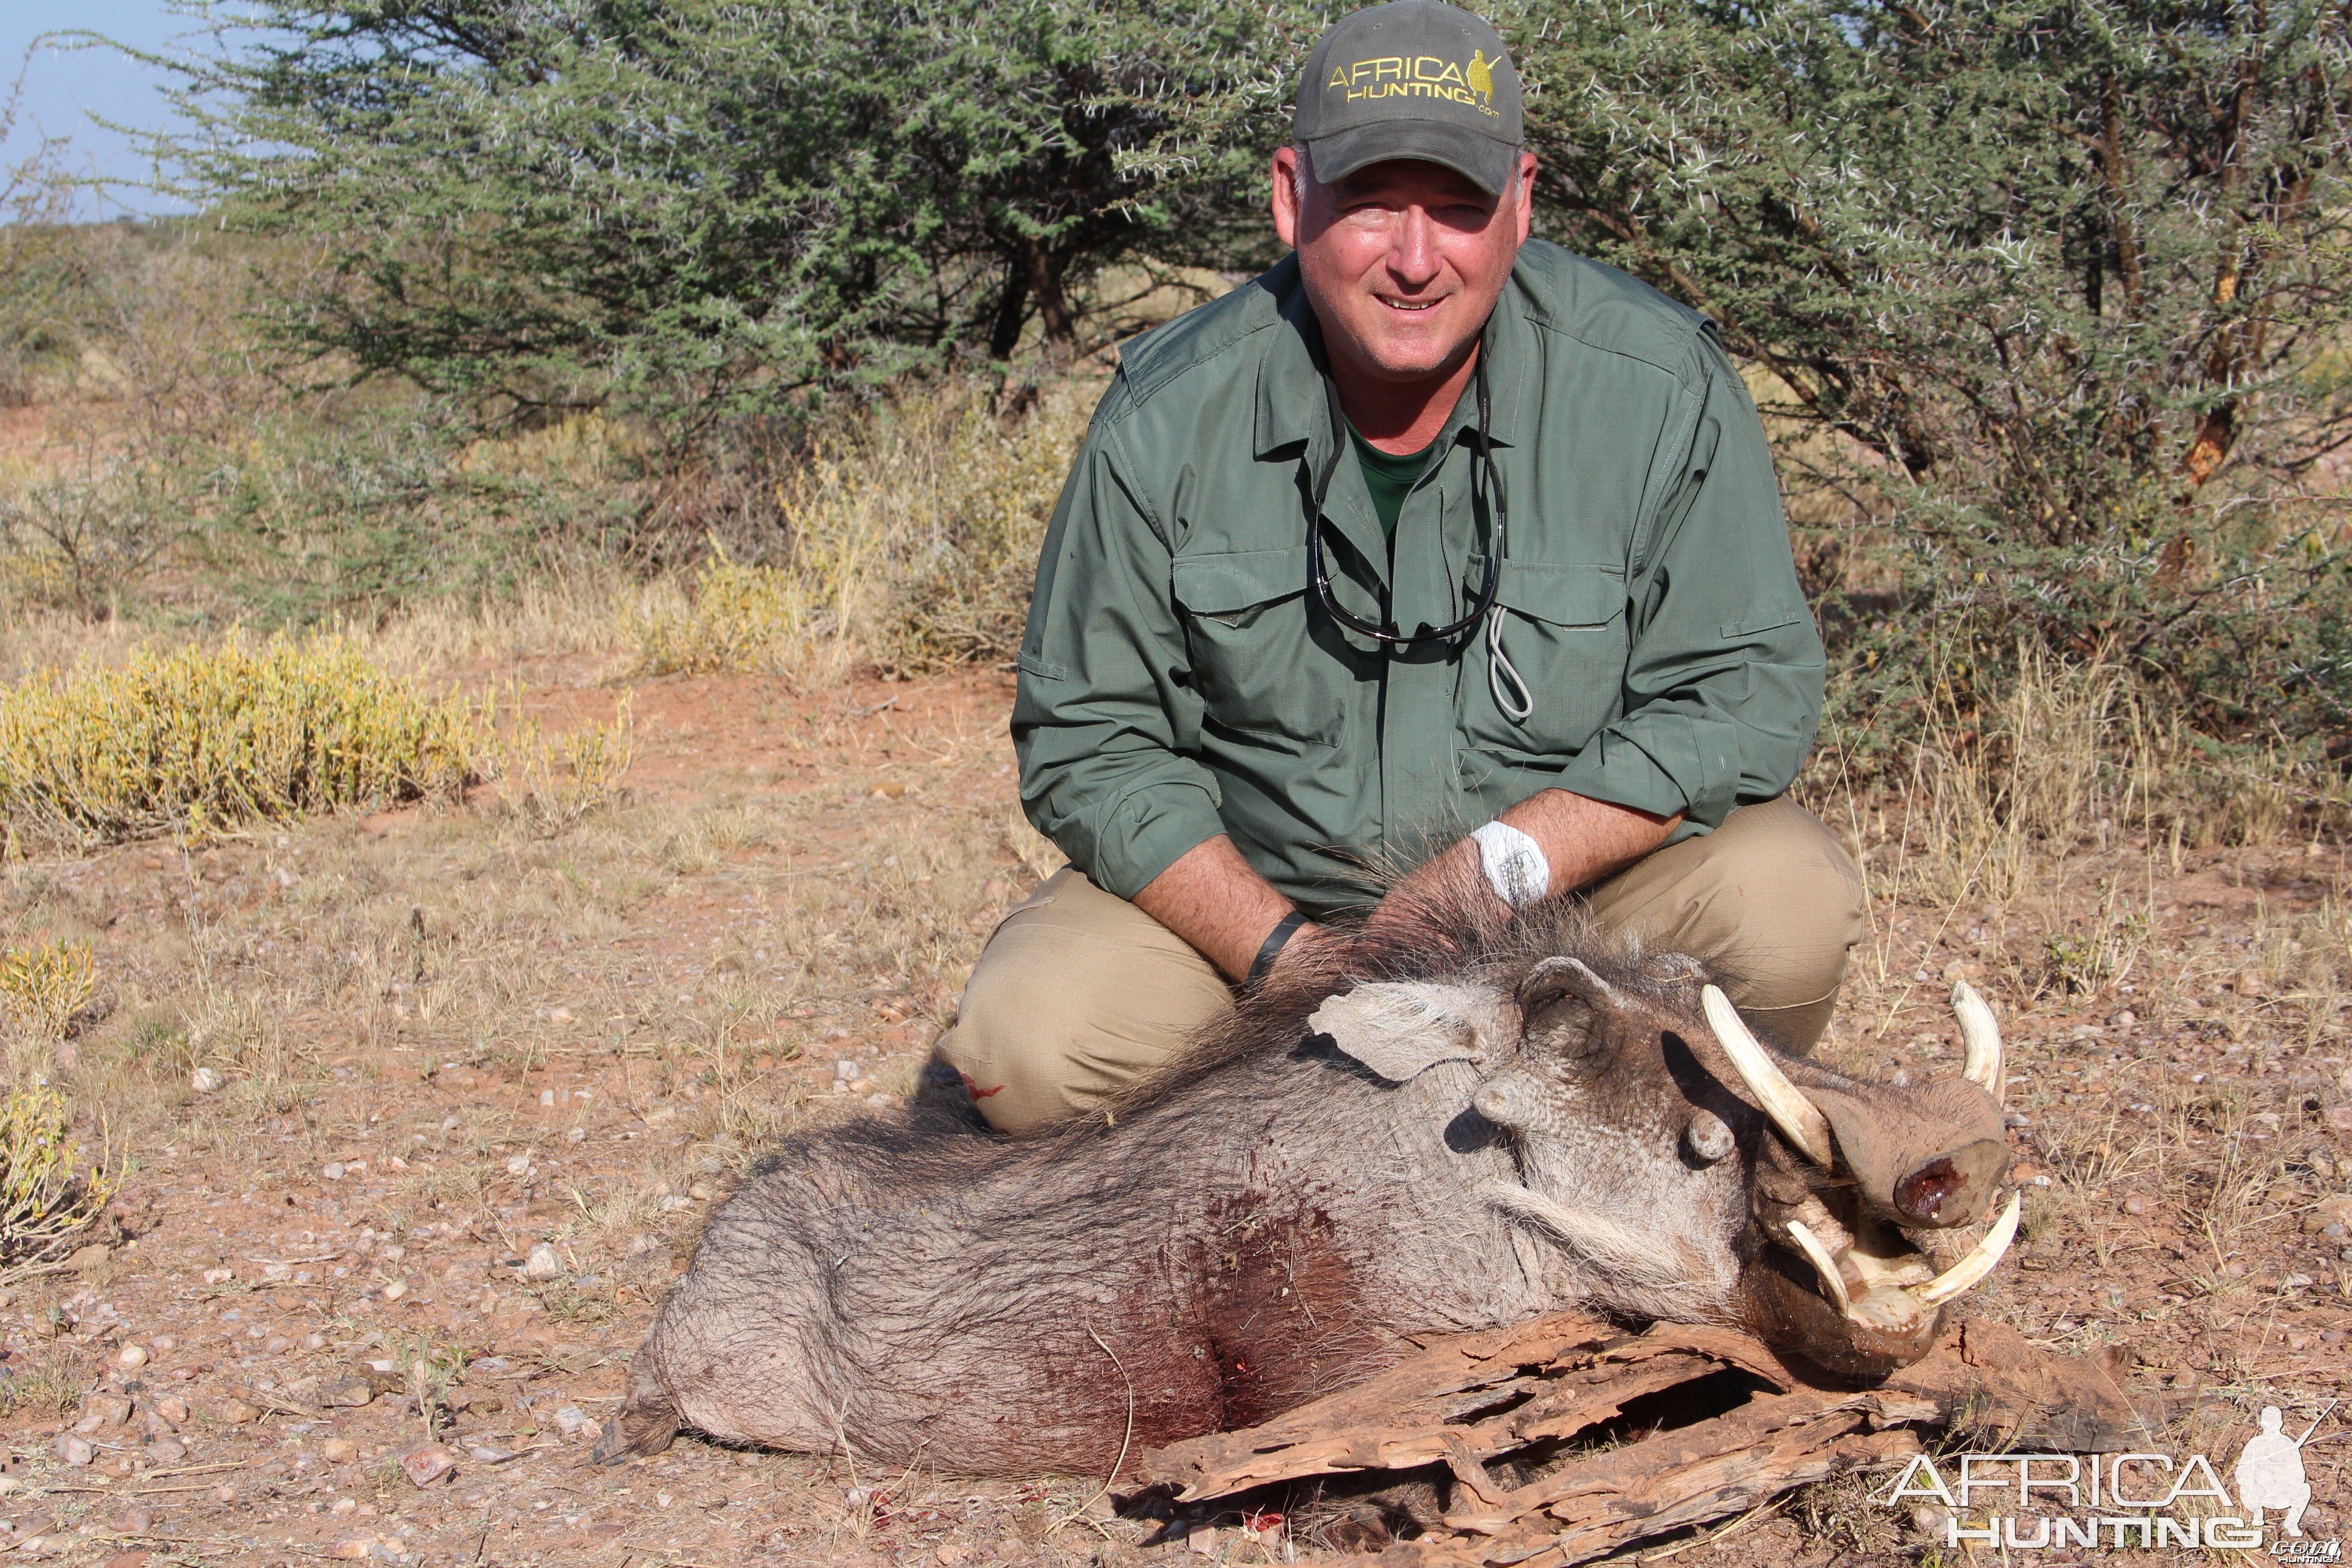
left=1, top=0, right=243, bottom=216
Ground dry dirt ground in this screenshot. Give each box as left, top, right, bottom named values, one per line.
left=0, top=664, right=2347, bottom=1568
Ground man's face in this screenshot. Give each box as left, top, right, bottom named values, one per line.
left=1271, top=147, right=1537, bottom=390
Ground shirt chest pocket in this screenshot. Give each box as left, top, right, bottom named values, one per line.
left=1461, top=558, right=1630, bottom=756
left=1171, top=546, right=1345, bottom=750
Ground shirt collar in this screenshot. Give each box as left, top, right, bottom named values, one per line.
left=1252, top=254, right=1532, bottom=464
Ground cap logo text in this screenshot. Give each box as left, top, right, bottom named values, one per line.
left=1325, top=51, right=1504, bottom=115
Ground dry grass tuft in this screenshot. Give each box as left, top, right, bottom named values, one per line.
left=0, top=633, right=490, bottom=850
left=626, top=380, right=1092, bottom=680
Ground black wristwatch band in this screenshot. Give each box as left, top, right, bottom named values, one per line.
left=1246, top=911, right=1309, bottom=990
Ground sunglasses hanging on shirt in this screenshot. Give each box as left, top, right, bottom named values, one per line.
left=1307, top=334, right=1533, bottom=720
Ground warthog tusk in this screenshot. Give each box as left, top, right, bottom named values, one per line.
left=1912, top=1191, right=2023, bottom=1307
left=1701, top=985, right=1835, bottom=1166
left=1953, top=980, right=2004, bottom=1104
left=1784, top=1220, right=1852, bottom=1317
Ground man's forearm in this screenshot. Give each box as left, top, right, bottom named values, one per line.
left=1494, top=788, right=1682, bottom=896
left=1378, top=789, right=1681, bottom=928
left=1132, top=834, right=1303, bottom=983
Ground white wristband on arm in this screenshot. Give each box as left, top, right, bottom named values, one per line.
left=1470, top=820, right=1550, bottom=911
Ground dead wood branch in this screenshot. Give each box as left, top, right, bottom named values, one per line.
left=1138, top=1313, right=2158, bottom=1567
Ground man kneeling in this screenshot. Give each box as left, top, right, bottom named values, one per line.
left=941, top=0, right=1862, bottom=1135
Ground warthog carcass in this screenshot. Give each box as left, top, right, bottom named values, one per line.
left=601, top=879, right=2020, bottom=1476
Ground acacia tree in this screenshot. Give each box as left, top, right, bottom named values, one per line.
left=1497, top=0, right=2352, bottom=740
left=151, top=0, right=1289, bottom=424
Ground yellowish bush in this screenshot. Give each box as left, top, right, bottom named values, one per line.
left=632, top=548, right=823, bottom=677
left=0, top=1085, right=117, bottom=1267
left=0, top=635, right=490, bottom=850
left=0, top=941, right=96, bottom=1040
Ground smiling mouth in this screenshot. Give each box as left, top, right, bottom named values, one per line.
left=1378, top=296, right=1443, bottom=313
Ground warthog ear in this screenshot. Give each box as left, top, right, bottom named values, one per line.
left=1310, top=982, right=1497, bottom=1083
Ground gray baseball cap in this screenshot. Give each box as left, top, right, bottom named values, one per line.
left=1293, top=1, right=1524, bottom=196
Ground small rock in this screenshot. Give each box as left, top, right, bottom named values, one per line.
left=539, top=1090, right=555, bottom=1108
left=263, top=1335, right=294, bottom=1355
left=321, top=1375, right=374, bottom=1409
left=2233, top=968, right=2265, bottom=997
left=2122, top=1194, right=2147, bottom=1216
left=320, top=1437, right=360, bottom=1464
left=937, top=1546, right=974, bottom=1568
left=519, top=1243, right=564, bottom=1282
left=505, top=1155, right=532, bottom=1177
left=550, top=1406, right=593, bottom=1437
left=1912, top=1503, right=1955, bottom=1538
left=1187, top=1525, right=1220, bottom=1556
left=549, top=1007, right=573, bottom=1025
left=200, top=1268, right=234, bottom=1285
left=78, top=1393, right=133, bottom=1430
left=189, top=1067, right=223, bottom=1093
left=156, top=1397, right=189, bottom=1425
left=142, top=1437, right=186, bottom=1466
left=216, top=1399, right=262, bottom=1425
left=69, top=1243, right=109, bottom=1274
left=2327, top=1104, right=2352, bottom=1134
left=330, top=1542, right=371, bottom=1560
left=322, top=1163, right=345, bottom=1181
left=463, top=1442, right=515, bottom=1463
left=398, top=1444, right=458, bottom=1488
left=687, top=1182, right=714, bottom=1202
left=55, top=1434, right=93, bottom=1466
left=379, top=1279, right=408, bottom=1302
left=116, top=1343, right=148, bottom=1371
left=2300, top=1196, right=2352, bottom=1235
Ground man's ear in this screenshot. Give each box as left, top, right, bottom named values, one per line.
left=1271, top=144, right=1303, bottom=250
left=1309, top=982, right=1498, bottom=1083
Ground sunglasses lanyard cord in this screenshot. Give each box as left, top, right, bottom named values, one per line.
left=1309, top=335, right=1533, bottom=721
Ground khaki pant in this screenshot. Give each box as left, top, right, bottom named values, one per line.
left=938, top=796, right=1865, bottom=1134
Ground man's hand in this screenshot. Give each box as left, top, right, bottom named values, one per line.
left=1133, top=835, right=1319, bottom=985
left=1137, top=793, right=1677, bottom=984
left=1368, top=789, right=1682, bottom=937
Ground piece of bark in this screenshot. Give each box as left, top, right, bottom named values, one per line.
left=1443, top=1387, right=1927, bottom=1535
left=1141, top=1311, right=2143, bottom=1568
left=1883, top=1318, right=2156, bottom=1451
left=1144, top=1315, right=1792, bottom=1499
left=1375, top=1423, right=1920, bottom=1568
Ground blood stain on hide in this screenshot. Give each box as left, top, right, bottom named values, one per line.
left=958, top=1072, right=1005, bottom=1100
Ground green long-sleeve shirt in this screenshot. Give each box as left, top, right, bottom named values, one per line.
left=1012, top=240, right=1824, bottom=919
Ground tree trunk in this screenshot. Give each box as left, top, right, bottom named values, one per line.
left=1026, top=237, right=1076, bottom=361
left=987, top=267, right=1031, bottom=362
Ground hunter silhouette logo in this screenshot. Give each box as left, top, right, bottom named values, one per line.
left=1466, top=49, right=1494, bottom=105
left=1326, top=52, right=1507, bottom=117
left=2238, top=1403, right=2330, bottom=1545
